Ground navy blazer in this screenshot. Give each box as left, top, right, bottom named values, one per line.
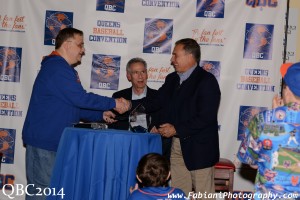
left=142, top=66, right=221, bottom=170
left=109, top=86, right=158, bottom=131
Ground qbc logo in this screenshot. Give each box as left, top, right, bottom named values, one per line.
left=243, top=23, right=274, bottom=60
left=90, top=54, right=120, bottom=90
left=0, top=47, right=22, bottom=83
left=143, top=18, right=173, bottom=54
left=245, top=0, right=278, bottom=8
left=196, top=0, right=225, bottom=18
left=44, top=11, right=73, bottom=46
left=0, top=128, right=16, bottom=164
left=96, top=0, right=125, bottom=13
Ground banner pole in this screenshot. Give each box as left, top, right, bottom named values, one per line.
left=283, top=0, right=290, bottom=64
left=281, top=0, right=290, bottom=96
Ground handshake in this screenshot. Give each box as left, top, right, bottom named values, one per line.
left=114, top=97, right=132, bottom=114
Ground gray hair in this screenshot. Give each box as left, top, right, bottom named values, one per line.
left=126, top=57, right=147, bottom=72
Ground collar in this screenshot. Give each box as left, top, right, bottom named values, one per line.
left=42, top=51, right=61, bottom=61
left=49, top=51, right=61, bottom=56
left=177, top=64, right=197, bottom=84
left=47, top=51, right=80, bottom=82
left=132, top=87, right=147, bottom=100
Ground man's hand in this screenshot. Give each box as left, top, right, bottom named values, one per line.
left=272, top=93, right=283, bottom=109
left=158, top=123, right=176, bottom=138
left=114, top=98, right=131, bottom=114
left=103, top=111, right=116, bottom=123
left=150, top=126, right=159, bottom=133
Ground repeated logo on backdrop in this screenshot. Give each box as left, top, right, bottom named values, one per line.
left=96, top=0, right=125, bottom=13
left=0, top=47, right=22, bottom=83
left=200, top=60, right=221, bottom=82
left=0, top=128, right=16, bottom=164
left=196, top=0, right=225, bottom=18
left=0, top=94, right=22, bottom=117
left=143, top=18, right=173, bottom=54
left=44, top=11, right=73, bottom=46
left=237, top=106, right=267, bottom=140
left=90, top=54, right=120, bottom=90
left=89, top=20, right=127, bottom=44
left=0, top=14, right=26, bottom=33
left=243, top=23, right=274, bottom=60
left=237, top=68, right=275, bottom=92
left=245, top=0, right=278, bottom=8
left=147, top=65, right=173, bottom=83
left=192, top=28, right=226, bottom=46
left=141, top=0, right=180, bottom=8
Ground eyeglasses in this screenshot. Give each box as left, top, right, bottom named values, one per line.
left=130, top=70, right=147, bottom=76
left=67, top=40, right=84, bottom=49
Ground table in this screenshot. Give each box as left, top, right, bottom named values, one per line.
left=48, top=127, right=162, bottom=200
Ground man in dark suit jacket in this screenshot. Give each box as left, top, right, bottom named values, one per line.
left=110, top=58, right=172, bottom=159
left=140, top=38, right=221, bottom=198
left=109, top=57, right=157, bottom=131
left=111, top=87, right=157, bottom=131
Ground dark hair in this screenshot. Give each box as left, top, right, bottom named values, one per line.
left=126, top=57, right=147, bottom=72
left=136, top=153, right=170, bottom=187
left=55, top=27, right=83, bottom=49
left=175, top=38, right=201, bottom=63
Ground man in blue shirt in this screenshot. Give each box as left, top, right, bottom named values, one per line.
left=22, top=27, right=130, bottom=200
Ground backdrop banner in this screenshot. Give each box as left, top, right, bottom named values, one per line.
left=0, top=0, right=287, bottom=199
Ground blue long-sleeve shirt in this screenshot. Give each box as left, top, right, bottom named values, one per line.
left=22, top=54, right=116, bottom=151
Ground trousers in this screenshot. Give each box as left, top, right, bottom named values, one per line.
left=25, top=145, right=56, bottom=200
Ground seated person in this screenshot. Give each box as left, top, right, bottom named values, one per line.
left=110, top=58, right=172, bottom=159
left=109, top=57, right=158, bottom=131
left=128, top=153, right=186, bottom=200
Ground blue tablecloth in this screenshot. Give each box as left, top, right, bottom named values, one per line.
left=48, top=127, right=162, bottom=200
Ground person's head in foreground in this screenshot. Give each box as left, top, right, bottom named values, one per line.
left=136, top=153, right=170, bottom=187
left=280, top=62, right=300, bottom=105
